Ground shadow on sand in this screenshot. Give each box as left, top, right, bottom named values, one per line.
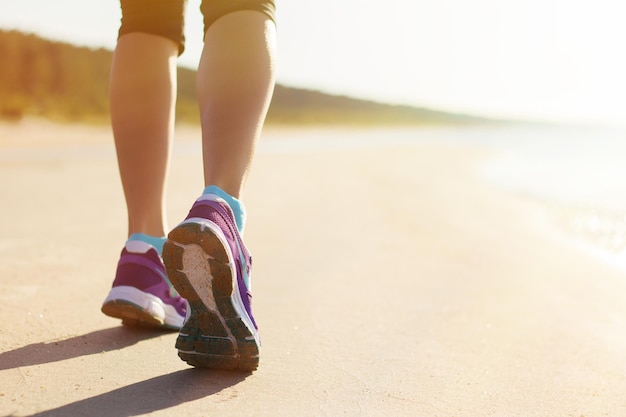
left=27, top=368, right=249, bottom=417
left=2, top=326, right=251, bottom=416
left=0, top=325, right=171, bottom=370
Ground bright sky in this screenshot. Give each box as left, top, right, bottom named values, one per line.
left=1, top=0, right=625, bottom=125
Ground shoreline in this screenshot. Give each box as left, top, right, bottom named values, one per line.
left=4, top=119, right=625, bottom=276
left=3, top=118, right=626, bottom=279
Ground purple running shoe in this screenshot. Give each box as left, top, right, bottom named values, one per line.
left=162, top=193, right=260, bottom=371
left=102, top=240, right=188, bottom=330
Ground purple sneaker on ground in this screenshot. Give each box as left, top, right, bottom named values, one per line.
left=162, top=193, right=260, bottom=371
left=102, top=240, right=188, bottom=330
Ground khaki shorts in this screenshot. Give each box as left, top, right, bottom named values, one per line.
left=118, top=0, right=276, bottom=55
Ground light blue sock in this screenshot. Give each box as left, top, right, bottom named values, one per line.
left=202, top=185, right=246, bottom=233
left=128, top=233, right=166, bottom=254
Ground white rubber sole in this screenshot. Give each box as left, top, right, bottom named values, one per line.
left=102, top=286, right=185, bottom=330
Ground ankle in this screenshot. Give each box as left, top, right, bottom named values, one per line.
left=202, top=185, right=247, bottom=233
left=127, top=233, right=166, bottom=254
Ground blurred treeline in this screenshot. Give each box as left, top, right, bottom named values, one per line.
left=0, top=30, right=111, bottom=122
left=0, top=30, right=487, bottom=125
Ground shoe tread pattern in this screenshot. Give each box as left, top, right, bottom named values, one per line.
left=163, top=223, right=259, bottom=371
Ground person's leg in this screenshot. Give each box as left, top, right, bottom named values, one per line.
left=111, top=0, right=188, bottom=237
left=197, top=10, right=277, bottom=199
left=102, top=0, right=188, bottom=329
left=110, top=33, right=178, bottom=238
left=163, top=5, right=276, bottom=370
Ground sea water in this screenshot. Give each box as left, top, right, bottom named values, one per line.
left=477, top=124, right=626, bottom=271
left=261, top=124, right=626, bottom=212
left=479, top=124, right=626, bottom=211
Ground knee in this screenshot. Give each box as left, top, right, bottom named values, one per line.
left=118, top=0, right=187, bottom=55
left=200, top=0, right=275, bottom=33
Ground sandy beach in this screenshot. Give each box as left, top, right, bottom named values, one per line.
left=1, top=121, right=626, bottom=416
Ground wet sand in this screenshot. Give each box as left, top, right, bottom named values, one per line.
left=1, top=121, right=625, bottom=416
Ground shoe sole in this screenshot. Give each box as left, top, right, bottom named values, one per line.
left=101, top=286, right=184, bottom=330
left=163, top=220, right=260, bottom=371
